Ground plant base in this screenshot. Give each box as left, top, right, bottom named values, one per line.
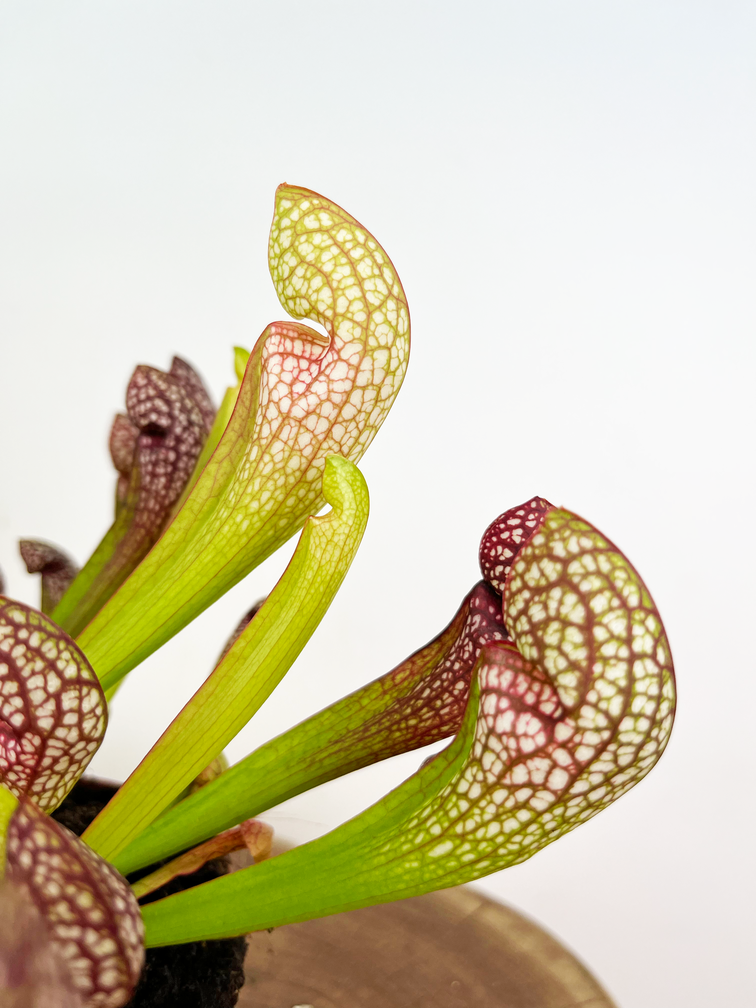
left=52, top=778, right=247, bottom=1008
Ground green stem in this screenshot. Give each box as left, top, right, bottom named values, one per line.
left=83, top=456, right=369, bottom=863
left=112, top=610, right=463, bottom=875
left=52, top=501, right=138, bottom=637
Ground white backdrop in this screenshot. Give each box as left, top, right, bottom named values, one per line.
left=1, top=4, right=754, bottom=1006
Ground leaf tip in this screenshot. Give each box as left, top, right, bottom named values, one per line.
left=479, top=496, right=555, bottom=593
left=233, top=346, right=250, bottom=383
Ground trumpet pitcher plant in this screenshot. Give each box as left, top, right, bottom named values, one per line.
left=0, top=185, right=675, bottom=1006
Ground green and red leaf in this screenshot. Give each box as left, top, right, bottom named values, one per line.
left=5, top=796, right=143, bottom=1007
left=108, top=414, right=139, bottom=516
left=54, top=357, right=215, bottom=638
left=0, top=879, right=84, bottom=1007
left=79, top=185, right=410, bottom=691
left=139, top=505, right=675, bottom=943
left=84, top=456, right=369, bottom=862
left=18, top=541, right=79, bottom=615
left=479, top=496, right=554, bottom=593
left=113, top=580, right=507, bottom=873
left=166, top=356, right=216, bottom=431
left=0, top=599, right=106, bottom=812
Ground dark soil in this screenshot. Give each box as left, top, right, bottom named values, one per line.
left=52, top=778, right=247, bottom=1008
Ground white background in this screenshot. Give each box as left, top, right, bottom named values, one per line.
left=1, top=4, right=754, bottom=1006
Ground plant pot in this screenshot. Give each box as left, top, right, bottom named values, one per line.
left=238, top=882, right=617, bottom=1008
